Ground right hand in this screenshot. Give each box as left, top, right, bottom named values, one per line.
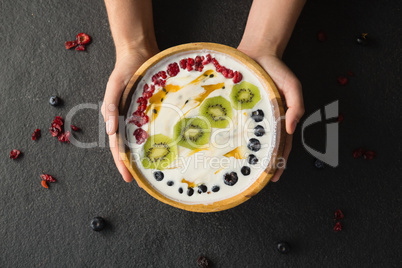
left=101, top=46, right=158, bottom=182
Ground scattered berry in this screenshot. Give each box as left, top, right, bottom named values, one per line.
left=53, top=116, right=64, bottom=126
left=317, top=30, right=327, bottom=42
left=31, top=129, right=41, bottom=141
left=337, top=76, right=348, bottom=86
left=334, top=209, right=344, bottom=220
left=248, top=138, right=261, bottom=152
left=353, top=148, right=365, bottom=158
left=333, top=222, right=342, bottom=232
left=248, top=154, right=258, bottom=165
left=75, top=45, right=85, bottom=51
left=167, top=62, right=180, bottom=77
left=41, top=180, right=49, bottom=189
left=363, top=150, right=376, bottom=160
left=49, top=96, right=60, bottom=106
left=251, top=109, right=264, bottom=122
left=70, top=125, right=80, bottom=131
left=276, top=242, right=291, bottom=254
left=356, top=33, right=368, bottom=46
left=314, top=159, right=325, bottom=169
left=76, top=33, right=91, bottom=45
left=337, top=113, right=344, bottom=123
left=223, top=172, right=238, bottom=186
left=40, top=174, right=56, bottom=183
left=58, top=131, right=71, bottom=143
left=133, top=128, right=148, bottom=144
left=153, top=171, right=164, bottom=181
left=197, top=256, right=210, bottom=268
left=90, top=217, right=106, bottom=232
left=241, top=166, right=251, bottom=176
left=10, top=149, right=21, bottom=159
left=65, top=40, right=78, bottom=50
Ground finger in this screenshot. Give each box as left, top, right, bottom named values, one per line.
left=109, top=134, right=133, bottom=183
left=271, top=134, right=293, bottom=182
left=281, top=78, right=304, bottom=134
left=103, top=73, right=126, bottom=135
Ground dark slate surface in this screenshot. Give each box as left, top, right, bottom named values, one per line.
left=1, top=0, right=401, bottom=267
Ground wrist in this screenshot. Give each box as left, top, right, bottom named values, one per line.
left=238, top=36, right=284, bottom=60
left=115, top=34, right=158, bottom=61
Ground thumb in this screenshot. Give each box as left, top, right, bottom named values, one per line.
left=102, top=76, right=126, bottom=135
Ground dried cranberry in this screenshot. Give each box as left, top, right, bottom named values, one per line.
left=167, top=62, right=180, bottom=77
left=317, top=30, right=327, bottom=42
left=233, top=71, right=243, bottom=83
left=40, top=174, right=56, bottom=183
left=353, top=148, right=365, bottom=158
left=41, top=180, right=49, bottom=189
left=347, top=71, right=355, bottom=77
left=179, top=59, right=187, bottom=69
left=49, top=126, right=60, bottom=137
left=337, top=76, right=348, bottom=86
left=51, top=122, right=62, bottom=132
left=75, top=45, right=86, bottom=51
left=133, top=128, right=148, bottom=144
left=71, top=125, right=80, bottom=131
left=363, top=150, right=376, bottom=160
left=202, top=54, right=212, bottom=65
left=334, top=209, right=344, bottom=220
left=31, top=129, right=41, bottom=141
left=53, top=116, right=64, bottom=126
left=58, top=131, right=71, bottom=143
left=337, top=113, right=344, bottom=123
left=76, top=33, right=91, bottom=45
left=65, top=40, right=78, bottom=49
left=10, top=149, right=21, bottom=159
left=128, top=111, right=149, bottom=127
left=333, top=222, right=342, bottom=232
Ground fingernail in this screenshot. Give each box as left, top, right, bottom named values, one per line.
left=106, top=120, right=113, bottom=134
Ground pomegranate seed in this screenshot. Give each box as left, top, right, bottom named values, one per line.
left=353, top=148, right=365, bottom=158
left=187, top=58, right=195, bottom=66
left=158, top=71, right=167, bottom=79
left=187, top=64, right=194, bottom=71
left=128, top=111, right=149, bottom=127
left=167, top=62, right=180, bottom=77
left=227, top=69, right=234, bottom=78
left=337, top=113, right=344, bottom=123
left=65, top=40, right=78, bottom=49
left=40, top=174, right=56, bottom=183
left=215, top=65, right=222, bottom=72
left=337, top=76, right=348, bottom=86
left=41, top=180, right=49, bottom=189
left=143, top=92, right=152, bottom=100
left=202, top=54, right=212, bottom=65
left=143, top=84, right=149, bottom=92
left=76, top=33, right=91, bottom=45
left=233, top=71, right=243, bottom=83
left=58, top=131, right=71, bottom=143
left=197, top=65, right=204, bottom=72
left=317, top=30, right=327, bottom=42
left=363, top=150, right=376, bottom=160
left=195, top=56, right=202, bottom=64
left=75, top=45, right=86, bottom=51
left=179, top=59, right=187, bottom=69
left=334, top=209, right=344, bottom=220
left=71, top=125, right=80, bottom=131
left=10, top=149, right=21, bottom=159
left=221, top=67, right=228, bottom=78
left=212, top=58, right=220, bottom=67
left=347, top=71, right=355, bottom=77
left=137, top=102, right=147, bottom=112
left=31, top=129, right=41, bottom=141
left=133, top=128, right=148, bottom=144
left=333, top=222, right=342, bottom=232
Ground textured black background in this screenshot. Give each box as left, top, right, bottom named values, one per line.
left=1, top=0, right=401, bottom=267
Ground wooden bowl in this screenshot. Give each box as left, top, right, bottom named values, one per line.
left=117, top=43, right=285, bottom=212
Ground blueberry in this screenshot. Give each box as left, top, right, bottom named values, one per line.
left=251, top=109, right=264, bottom=122
left=223, top=172, right=238, bottom=186
left=314, top=159, right=325, bottom=169
left=90, top=217, right=106, bottom=232
left=187, top=187, right=194, bottom=196
left=197, top=256, right=210, bottom=268
left=276, top=242, right=291, bottom=254
left=241, top=166, right=251, bottom=176
left=212, top=185, right=220, bottom=192
left=153, top=171, right=164, bottom=181
left=254, top=125, right=265, bottom=137
left=198, top=184, right=207, bottom=193
left=49, top=96, right=60, bottom=106
left=248, top=154, right=258, bottom=165
left=167, top=180, right=174, bottom=186
left=178, top=187, right=183, bottom=194
left=248, top=138, right=261, bottom=152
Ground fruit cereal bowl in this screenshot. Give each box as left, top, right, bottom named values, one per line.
left=117, top=43, right=285, bottom=212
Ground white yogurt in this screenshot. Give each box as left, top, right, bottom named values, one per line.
left=126, top=50, right=276, bottom=205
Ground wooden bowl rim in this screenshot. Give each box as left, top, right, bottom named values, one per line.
left=117, top=42, right=285, bottom=213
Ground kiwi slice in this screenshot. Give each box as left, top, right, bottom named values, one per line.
left=174, top=117, right=211, bottom=149
left=230, top=81, right=261, bottom=110
left=142, top=134, right=177, bottom=170
left=199, top=96, right=233, bottom=128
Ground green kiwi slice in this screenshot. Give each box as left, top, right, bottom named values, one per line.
left=199, top=96, right=233, bottom=128
left=142, top=134, right=177, bottom=170
left=173, top=117, right=211, bottom=149
left=230, top=81, right=261, bottom=110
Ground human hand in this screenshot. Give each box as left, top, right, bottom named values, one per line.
left=101, top=46, right=158, bottom=182
left=237, top=48, right=304, bottom=182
